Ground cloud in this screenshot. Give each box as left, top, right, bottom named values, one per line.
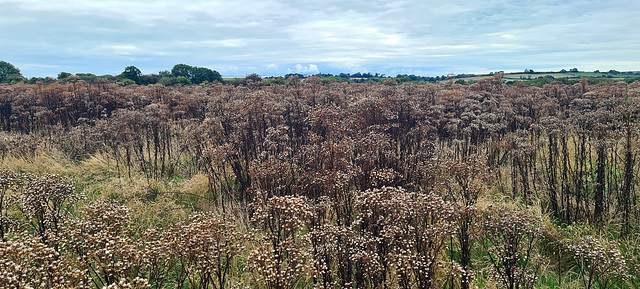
left=291, top=64, right=319, bottom=74
left=99, top=45, right=138, bottom=56
left=1, top=0, right=639, bottom=77
left=175, top=39, right=249, bottom=48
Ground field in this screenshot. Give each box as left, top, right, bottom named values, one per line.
left=1, top=77, right=640, bottom=288
left=450, top=71, right=640, bottom=84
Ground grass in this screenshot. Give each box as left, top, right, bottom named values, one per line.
left=447, top=71, right=640, bottom=84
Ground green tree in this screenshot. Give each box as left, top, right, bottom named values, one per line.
left=158, top=70, right=172, bottom=77
left=57, top=72, right=72, bottom=80
left=171, top=64, right=222, bottom=84
left=0, top=61, right=23, bottom=83
left=159, top=76, right=192, bottom=86
left=171, top=64, right=195, bottom=79
left=3, top=74, right=25, bottom=84
left=121, top=79, right=136, bottom=86
left=121, top=66, right=142, bottom=84
left=76, top=73, right=98, bottom=83
left=245, top=73, right=262, bottom=83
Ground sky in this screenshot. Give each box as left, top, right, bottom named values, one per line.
left=1, top=0, right=639, bottom=78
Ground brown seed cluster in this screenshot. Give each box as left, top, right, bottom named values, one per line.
left=481, top=206, right=542, bottom=289
left=248, top=193, right=313, bottom=289
left=569, top=235, right=630, bottom=289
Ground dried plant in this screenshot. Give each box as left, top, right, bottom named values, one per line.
left=355, top=186, right=458, bottom=288
left=0, top=168, right=19, bottom=241
left=481, top=205, right=543, bottom=289
left=172, top=212, right=249, bottom=289
left=569, top=235, right=630, bottom=289
left=0, top=233, right=89, bottom=288
left=15, top=173, right=84, bottom=246
left=444, top=154, right=491, bottom=289
left=248, top=192, right=313, bottom=289
left=1, top=76, right=640, bottom=288
left=308, top=224, right=355, bottom=288
left=59, top=200, right=143, bottom=287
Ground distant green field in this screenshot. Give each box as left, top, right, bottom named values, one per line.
left=450, top=71, right=640, bottom=83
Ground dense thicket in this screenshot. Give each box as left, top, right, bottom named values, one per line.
left=0, top=77, right=639, bottom=288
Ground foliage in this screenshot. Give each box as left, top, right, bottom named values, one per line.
left=158, top=76, right=192, bottom=86
left=122, top=66, right=143, bottom=84
left=171, top=64, right=222, bottom=84
left=0, top=60, right=23, bottom=83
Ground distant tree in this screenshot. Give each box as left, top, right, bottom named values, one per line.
left=159, top=76, right=192, bottom=86
left=57, top=72, right=72, bottom=80
left=285, top=73, right=306, bottom=79
left=245, top=73, right=262, bottom=83
left=158, top=70, right=172, bottom=77
left=171, top=64, right=221, bottom=84
left=265, top=77, right=286, bottom=85
left=121, top=79, right=136, bottom=86
left=171, top=64, right=194, bottom=78
left=76, top=73, right=98, bottom=83
left=28, top=77, right=46, bottom=84
left=3, top=74, right=25, bottom=84
left=194, top=66, right=222, bottom=84
left=570, top=68, right=579, bottom=73
left=0, top=61, right=23, bottom=83
left=560, top=69, right=567, bottom=73
left=139, top=74, right=160, bottom=85
left=121, top=66, right=142, bottom=84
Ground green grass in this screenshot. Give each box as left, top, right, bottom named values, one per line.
left=448, top=71, right=640, bottom=84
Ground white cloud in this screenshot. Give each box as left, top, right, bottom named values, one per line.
left=291, top=64, right=319, bottom=74
left=176, top=39, right=249, bottom=48
left=101, top=45, right=137, bottom=56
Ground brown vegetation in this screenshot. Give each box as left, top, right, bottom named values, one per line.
left=0, top=78, right=639, bottom=288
